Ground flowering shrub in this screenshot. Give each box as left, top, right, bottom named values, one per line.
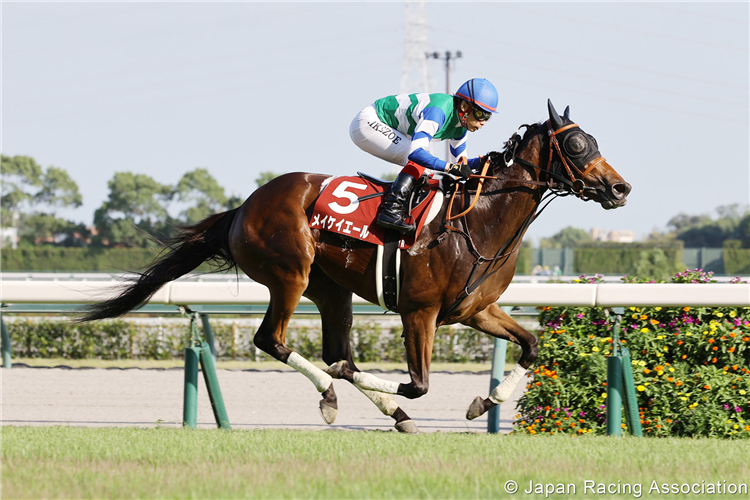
left=514, top=270, right=750, bottom=439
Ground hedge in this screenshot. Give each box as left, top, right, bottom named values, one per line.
left=4, top=318, right=522, bottom=365
left=514, top=271, right=749, bottom=439
left=515, top=245, right=532, bottom=275
left=2, top=247, right=162, bottom=272
left=724, top=240, right=750, bottom=275
left=573, top=242, right=684, bottom=280
left=2, top=245, right=533, bottom=275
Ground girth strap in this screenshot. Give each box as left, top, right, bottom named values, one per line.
left=381, top=230, right=400, bottom=312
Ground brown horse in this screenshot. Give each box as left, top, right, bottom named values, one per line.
left=80, top=100, right=630, bottom=434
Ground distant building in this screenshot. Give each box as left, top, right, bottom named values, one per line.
left=590, top=228, right=635, bottom=243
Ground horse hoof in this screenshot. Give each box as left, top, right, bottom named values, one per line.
left=325, top=360, right=348, bottom=379
left=395, top=419, right=419, bottom=435
left=318, top=400, right=337, bottom=425
left=466, top=396, right=487, bottom=420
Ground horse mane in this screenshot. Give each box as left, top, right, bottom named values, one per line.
left=503, top=122, right=543, bottom=153
left=484, top=122, right=544, bottom=175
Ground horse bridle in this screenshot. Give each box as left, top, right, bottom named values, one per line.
left=438, top=121, right=606, bottom=323
left=503, top=120, right=607, bottom=201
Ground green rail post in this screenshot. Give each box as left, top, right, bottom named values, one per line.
left=182, top=309, right=231, bottom=430
left=606, top=311, right=624, bottom=436
left=1, top=312, right=12, bottom=369
left=199, top=313, right=217, bottom=363
left=183, top=345, right=200, bottom=429
left=199, top=343, right=231, bottom=429
left=0, top=313, right=13, bottom=370
left=487, top=306, right=512, bottom=434
left=620, top=347, right=643, bottom=437
left=606, top=354, right=623, bottom=436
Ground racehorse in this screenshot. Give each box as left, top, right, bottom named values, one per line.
left=80, top=100, right=631, bottom=434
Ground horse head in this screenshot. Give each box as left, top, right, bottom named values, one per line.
left=545, top=99, right=631, bottom=210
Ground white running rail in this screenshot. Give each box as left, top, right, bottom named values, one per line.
left=2, top=280, right=748, bottom=308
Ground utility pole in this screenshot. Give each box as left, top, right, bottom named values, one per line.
left=426, top=50, right=462, bottom=161
left=401, top=1, right=431, bottom=94
left=399, top=1, right=432, bottom=175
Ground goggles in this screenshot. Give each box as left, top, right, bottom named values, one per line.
left=472, top=105, right=492, bottom=122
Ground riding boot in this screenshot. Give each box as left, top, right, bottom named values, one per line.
left=376, top=173, right=417, bottom=234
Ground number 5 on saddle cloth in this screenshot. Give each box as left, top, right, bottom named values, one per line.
left=309, top=173, right=445, bottom=311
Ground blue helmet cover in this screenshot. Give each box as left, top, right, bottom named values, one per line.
left=455, top=78, right=499, bottom=113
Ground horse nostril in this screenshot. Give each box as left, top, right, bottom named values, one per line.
left=612, top=182, right=631, bottom=198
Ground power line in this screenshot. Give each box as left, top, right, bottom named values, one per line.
left=460, top=64, right=749, bottom=125
left=429, top=24, right=747, bottom=91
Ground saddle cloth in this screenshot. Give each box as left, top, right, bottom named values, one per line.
left=309, top=175, right=442, bottom=249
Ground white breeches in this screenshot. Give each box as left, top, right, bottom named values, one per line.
left=349, top=105, right=411, bottom=166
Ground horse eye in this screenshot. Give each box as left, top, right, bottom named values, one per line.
left=565, top=134, right=587, bottom=156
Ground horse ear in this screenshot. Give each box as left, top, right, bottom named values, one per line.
left=563, top=106, right=570, bottom=121
left=548, top=99, right=563, bottom=130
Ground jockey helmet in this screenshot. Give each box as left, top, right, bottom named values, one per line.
left=454, top=78, right=499, bottom=114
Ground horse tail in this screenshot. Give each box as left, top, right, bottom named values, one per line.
left=78, top=207, right=240, bottom=322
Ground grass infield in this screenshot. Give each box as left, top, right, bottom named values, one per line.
left=2, top=427, right=748, bottom=499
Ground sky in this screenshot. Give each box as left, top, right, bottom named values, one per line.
left=3, top=1, right=749, bottom=245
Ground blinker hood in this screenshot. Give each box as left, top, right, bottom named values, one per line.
left=547, top=99, right=602, bottom=173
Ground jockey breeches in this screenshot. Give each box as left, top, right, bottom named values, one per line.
left=349, top=105, right=412, bottom=166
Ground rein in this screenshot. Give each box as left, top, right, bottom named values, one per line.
left=437, top=121, right=603, bottom=323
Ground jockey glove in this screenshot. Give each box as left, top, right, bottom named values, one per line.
left=447, top=162, right=472, bottom=180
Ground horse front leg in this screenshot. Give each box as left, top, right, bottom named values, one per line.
left=462, top=303, right=538, bottom=420
left=326, top=308, right=437, bottom=434
left=304, top=264, right=416, bottom=431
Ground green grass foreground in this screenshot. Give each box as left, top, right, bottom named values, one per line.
left=2, top=427, right=748, bottom=499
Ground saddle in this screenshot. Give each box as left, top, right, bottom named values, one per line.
left=356, top=171, right=434, bottom=208
left=309, top=172, right=445, bottom=312
left=309, top=172, right=443, bottom=250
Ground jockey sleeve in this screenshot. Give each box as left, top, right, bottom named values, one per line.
left=374, top=93, right=483, bottom=172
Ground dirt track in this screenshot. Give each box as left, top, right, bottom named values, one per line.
left=1, top=366, right=525, bottom=433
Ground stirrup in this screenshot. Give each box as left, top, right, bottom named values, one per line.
left=377, top=212, right=415, bottom=234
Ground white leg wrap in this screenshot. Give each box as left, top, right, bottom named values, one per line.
left=353, top=371, right=400, bottom=395
left=356, top=386, right=399, bottom=416
left=489, top=364, right=527, bottom=404
left=287, top=352, right=332, bottom=393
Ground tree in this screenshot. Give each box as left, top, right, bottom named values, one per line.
left=540, top=226, right=592, bottom=248
left=173, top=168, right=227, bottom=224
left=666, top=213, right=711, bottom=233
left=17, top=214, right=90, bottom=247
left=93, top=172, right=172, bottom=247
left=225, top=195, right=244, bottom=210
left=1, top=155, right=43, bottom=225
left=1, top=155, right=85, bottom=246
left=255, top=171, right=281, bottom=188
left=739, top=214, right=750, bottom=247
left=668, top=204, right=749, bottom=248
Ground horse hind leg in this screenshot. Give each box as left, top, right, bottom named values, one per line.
left=326, top=360, right=418, bottom=435
left=250, top=275, right=339, bottom=422
left=305, top=265, right=418, bottom=434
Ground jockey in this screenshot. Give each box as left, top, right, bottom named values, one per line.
left=349, top=78, right=499, bottom=233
